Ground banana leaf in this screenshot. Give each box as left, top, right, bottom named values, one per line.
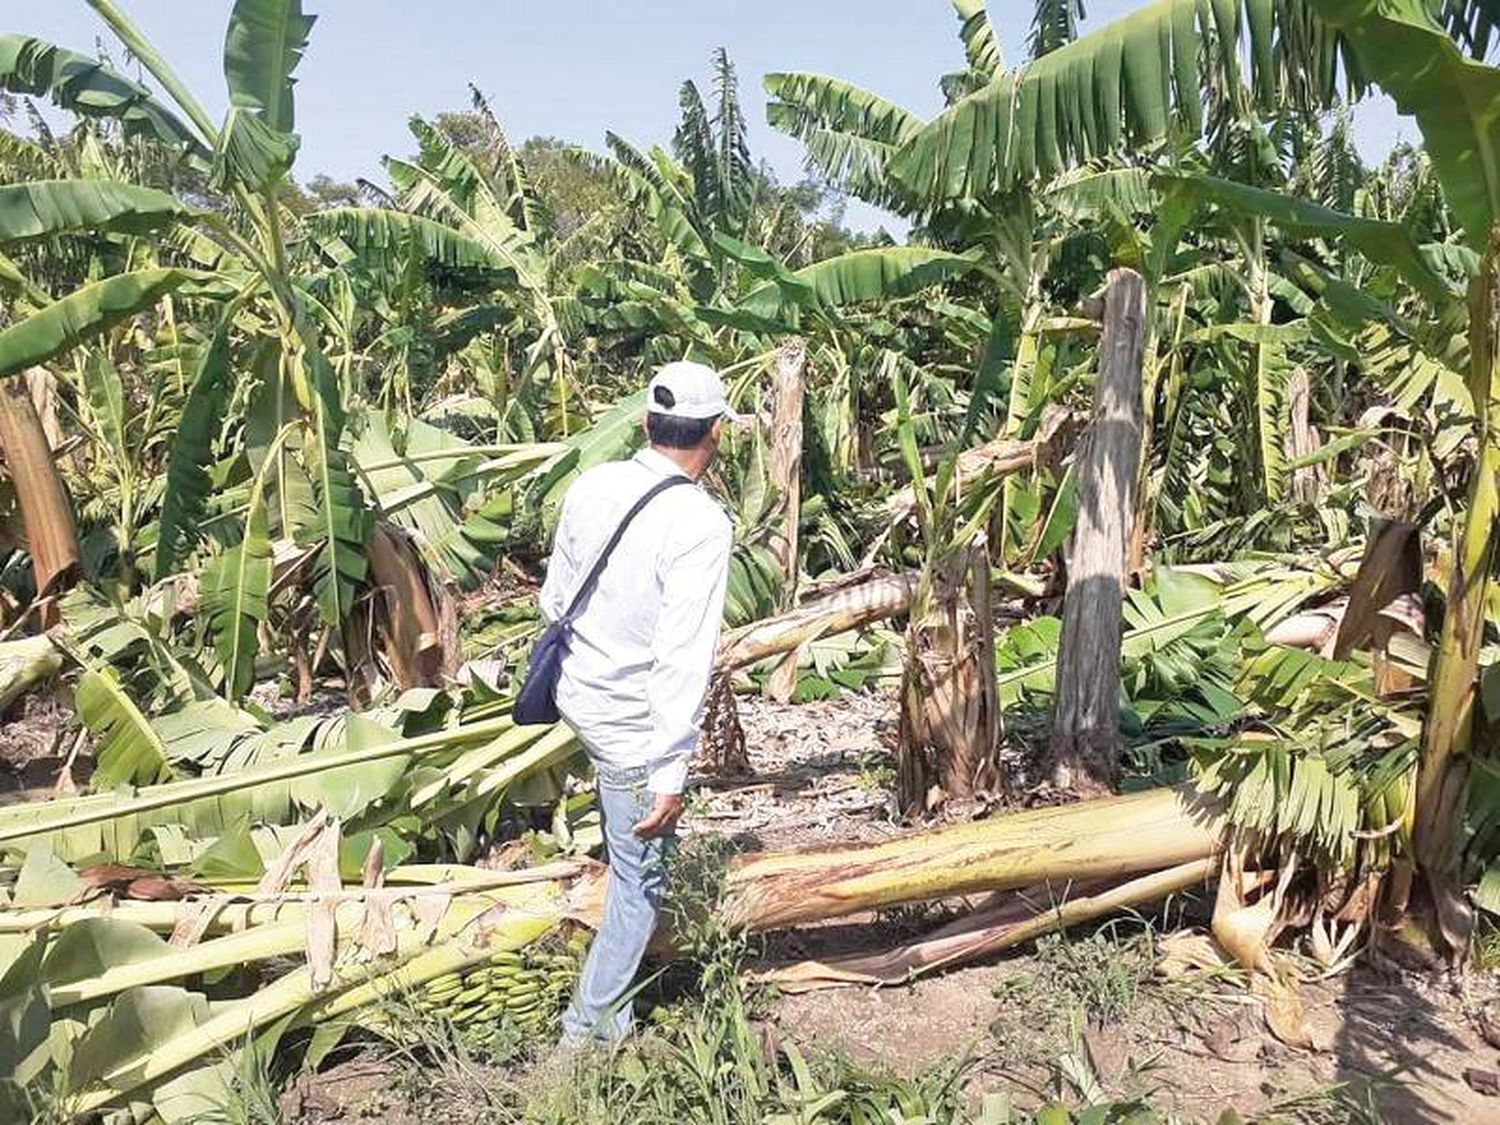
left=0, top=180, right=197, bottom=245
left=0, top=269, right=220, bottom=379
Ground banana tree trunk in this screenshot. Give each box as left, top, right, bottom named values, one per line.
left=896, top=537, right=1000, bottom=815
left=0, top=371, right=81, bottom=627
left=767, top=339, right=806, bottom=703
left=1048, top=268, right=1147, bottom=797
left=757, top=858, right=1218, bottom=991
left=717, top=569, right=918, bottom=671
left=1412, top=248, right=1500, bottom=960
left=1285, top=368, right=1326, bottom=504
left=722, top=785, right=1222, bottom=931
left=1247, top=219, right=1282, bottom=509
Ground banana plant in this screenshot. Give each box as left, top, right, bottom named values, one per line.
left=1305, top=0, right=1500, bottom=960
left=0, top=3, right=578, bottom=709
left=381, top=114, right=578, bottom=428
left=0, top=2, right=372, bottom=650
left=1157, top=0, right=1500, bottom=959
left=888, top=350, right=1008, bottom=814
left=0, top=839, right=581, bottom=1122
left=0, top=634, right=582, bottom=865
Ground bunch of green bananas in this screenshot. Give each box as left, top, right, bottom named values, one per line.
left=413, top=931, right=588, bottom=1038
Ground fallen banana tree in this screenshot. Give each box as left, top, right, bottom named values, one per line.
left=702, top=567, right=919, bottom=774
left=721, top=786, right=1223, bottom=930
left=0, top=698, right=581, bottom=863
left=715, top=548, right=1348, bottom=679
left=0, top=844, right=583, bottom=1120
left=752, top=858, right=1220, bottom=992
left=719, top=548, right=1422, bottom=997
left=0, top=785, right=1227, bottom=1120
left=715, top=568, right=919, bottom=672
left=882, top=407, right=1072, bottom=524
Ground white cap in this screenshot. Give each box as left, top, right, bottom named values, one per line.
left=647, top=361, right=745, bottom=424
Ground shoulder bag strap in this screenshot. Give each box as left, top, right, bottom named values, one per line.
left=561, top=475, right=692, bottom=622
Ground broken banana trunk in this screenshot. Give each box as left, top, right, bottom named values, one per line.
left=897, top=537, right=999, bottom=814
left=716, top=569, right=919, bottom=671
left=719, top=785, right=1224, bottom=931
left=756, top=858, right=1220, bottom=992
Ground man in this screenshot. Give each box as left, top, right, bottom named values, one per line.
left=540, top=360, right=738, bottom=1045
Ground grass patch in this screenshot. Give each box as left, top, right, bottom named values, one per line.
left=1032, top=921, right=1157, bottom=1027
left=1474, top=913, right=1500, bottom=972
left=993, top=916, right=1170, bottom=1035
left=986, top=910, right=1225, bottom=1099
left=1253, top=1077, right=1393, bottom=1125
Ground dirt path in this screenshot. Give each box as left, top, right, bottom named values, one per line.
left=764, top=946, right=1499, bottom=1121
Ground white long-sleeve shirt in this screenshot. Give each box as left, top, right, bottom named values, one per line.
left=539, top=448, right=733, bottom=794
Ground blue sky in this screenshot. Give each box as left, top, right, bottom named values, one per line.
left=18, top=1, right=1412, bottom=232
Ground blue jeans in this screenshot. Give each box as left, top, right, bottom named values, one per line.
left=561, top=767, right=674, bottom=1044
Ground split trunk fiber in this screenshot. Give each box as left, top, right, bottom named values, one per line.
left=897, top=536, right=1000, bottom=814
left=1048, top=267, right=1147, bottom=796
left=758, top=858, right=1219, bottom=991
left=723, top=785, right=1221, bottom=931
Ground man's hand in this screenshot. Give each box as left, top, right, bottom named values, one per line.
left=633, top=792, right=684, bottom=839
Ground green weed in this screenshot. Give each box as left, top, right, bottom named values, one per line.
left=180, top=1036, right=286, bottom=1124
left=1473, top=913, right=1500, bottom=971
left=855, top=753, right=897, bottom=793
left=524, top=833, right=975, bottom=1124
left=1031, top=920, right=1158, bottom=1027
left=1252, top=1077, right=1392, bottom=1125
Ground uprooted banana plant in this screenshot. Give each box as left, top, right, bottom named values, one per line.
left=1, top=780, right=1228, bottom=1120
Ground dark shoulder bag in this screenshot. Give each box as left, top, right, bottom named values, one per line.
left=513, top=475, right=691, bottom=725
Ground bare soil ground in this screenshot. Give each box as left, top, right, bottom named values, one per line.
left=0, top=689, right=86, bottom=803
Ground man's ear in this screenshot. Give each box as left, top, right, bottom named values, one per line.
left=710, top=418, right=724, bottom=444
